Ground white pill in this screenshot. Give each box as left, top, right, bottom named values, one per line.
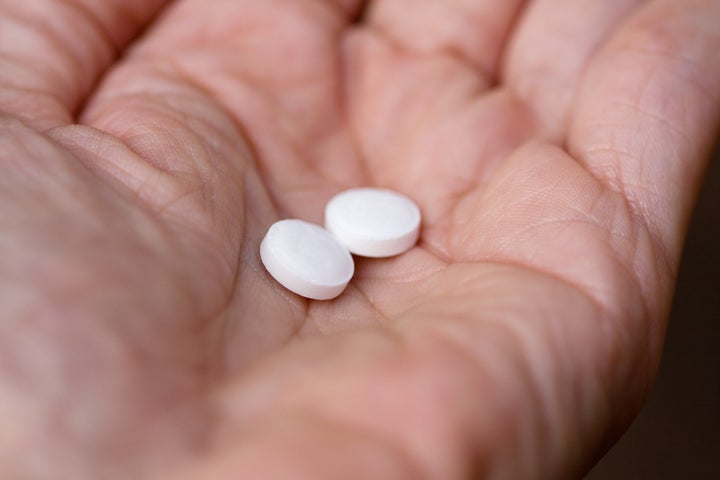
left=260, top=219, right=354, bottom=300
left=325, top=188, right=421, bottom=257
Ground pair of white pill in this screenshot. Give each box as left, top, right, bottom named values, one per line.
left=260, top=188, right=421, bottom=300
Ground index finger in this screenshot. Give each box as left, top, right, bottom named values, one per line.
left=0, top=0, right=168, bottom=129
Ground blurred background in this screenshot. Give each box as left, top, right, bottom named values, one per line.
left=586, top=141, right=720, bottom=478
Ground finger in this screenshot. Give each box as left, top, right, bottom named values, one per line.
left=343, top=29, right=537, bottom=229
left=368, top=0, right=525, bottom=78
left=504, top=0, right=647, bottom=139
left=52, top=0, right=370, bottom=368
left=364, top=0, right=528, bottom=80
left=569, top=0, right=720, bottom=270
left=78, top=0, right=368, bottom=220
left=343, top=0, right=535, bottom=228
left=0, top=0, right=168, bottom=129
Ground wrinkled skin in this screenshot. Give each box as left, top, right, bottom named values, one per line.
left=0, top=0, right=719, bottom=478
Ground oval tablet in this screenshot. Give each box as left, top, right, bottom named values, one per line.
left=325, top=188, right=421, bottom=257
left=260, top=219, right=354, bottom=300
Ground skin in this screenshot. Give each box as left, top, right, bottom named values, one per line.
left=0, top=0, right=718, bottom=478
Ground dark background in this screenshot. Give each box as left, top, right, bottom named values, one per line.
left=586, top=141, right=720, bottom=478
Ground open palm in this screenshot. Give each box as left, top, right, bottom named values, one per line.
left=1, top=1, right=719, bottom=478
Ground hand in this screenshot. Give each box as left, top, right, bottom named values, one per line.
left=1, top=1, right=718, bottom=478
